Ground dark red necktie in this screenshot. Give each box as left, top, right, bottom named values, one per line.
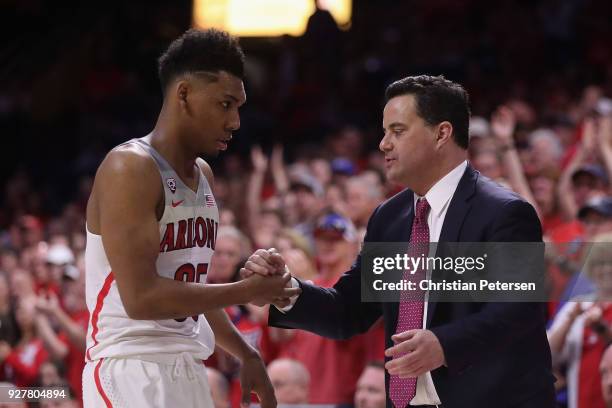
left=390, top=197, right=430, bottom=408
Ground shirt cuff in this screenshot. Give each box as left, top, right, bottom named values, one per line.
left=276, top=277, right=300, bottom=313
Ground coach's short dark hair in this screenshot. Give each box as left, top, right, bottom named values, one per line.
left=157, top=28, right=245, bottom=94
left=385, top=75, right=470, bottom=149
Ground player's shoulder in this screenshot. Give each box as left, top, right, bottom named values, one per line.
left=95, top=142, right=160, bottom=191
left=88, top=141, right=162, bottom=232
left=196, top=158, right=214, bottom=189
left=99, top=142, right=155, bottom=177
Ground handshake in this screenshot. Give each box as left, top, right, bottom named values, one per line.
left=240, top=248, right=302, bottom=309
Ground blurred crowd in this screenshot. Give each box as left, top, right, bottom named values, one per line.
left=2, top=0, right=612, bottom=407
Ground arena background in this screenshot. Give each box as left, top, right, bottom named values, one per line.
left=0, top=0, right=611, bottom=407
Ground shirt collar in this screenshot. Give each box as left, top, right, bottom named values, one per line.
left=414, top=160, right=468, bottom=217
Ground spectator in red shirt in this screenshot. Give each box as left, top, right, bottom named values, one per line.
left=0, top=274, right=18, bottom=346
left=548, top=231, right=612, bottom=408
left=34, top=276, right=88, bottom=401
left=0, top=298, right=49, bottom=387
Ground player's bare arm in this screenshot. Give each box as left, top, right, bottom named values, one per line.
left=204, top=309, right=276, bottom=407
left=87, top=148, right=299, bottom=320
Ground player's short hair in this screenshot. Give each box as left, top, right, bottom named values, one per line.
left=385, top=75, right=471, bottom=149
left=157, top=28, right=245, bottom=94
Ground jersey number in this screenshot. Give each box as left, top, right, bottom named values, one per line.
left=173, top=263, right=208, bottom=322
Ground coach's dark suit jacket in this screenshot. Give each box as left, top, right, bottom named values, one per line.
left=269, top=165, right=556, bottom=408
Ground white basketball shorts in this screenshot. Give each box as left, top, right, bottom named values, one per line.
left=82, top=353, right=214, bottom=408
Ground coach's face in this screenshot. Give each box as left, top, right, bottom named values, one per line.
left=380, top=94, right=437, bottom=188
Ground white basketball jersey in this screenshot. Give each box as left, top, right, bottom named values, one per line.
left=85, top=137, right=218, bottom=362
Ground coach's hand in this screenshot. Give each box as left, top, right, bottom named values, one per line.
left=384, top=329, right=446, bottom=378
left=240, top=351, right=277, bottom=408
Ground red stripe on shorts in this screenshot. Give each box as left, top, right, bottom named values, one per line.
left=86, top=272, right=115, bottom=361
left=94, top=358, right=113, bottom=408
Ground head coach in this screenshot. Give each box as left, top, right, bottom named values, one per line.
left=260, top=75, right=556, bottom=408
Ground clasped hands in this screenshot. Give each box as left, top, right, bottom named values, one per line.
left=241, top=248, right=300, bottom=308
left=240, top=249, right=446, bottom=378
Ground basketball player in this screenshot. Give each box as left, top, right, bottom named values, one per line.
left=82, top=29, right=298, bottom=407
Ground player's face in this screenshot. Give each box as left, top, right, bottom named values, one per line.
left=182, top=71, right=246, bottom=157
left=380, top=94, right=437, bottom=187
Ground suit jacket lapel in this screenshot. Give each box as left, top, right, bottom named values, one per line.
left=438, top=165, right=478, bottom=242
left=388, top=191, right=415, bottom=334
left=426, top=165, right=478, bottom=328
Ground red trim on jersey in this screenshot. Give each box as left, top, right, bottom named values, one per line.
left=94, top=358, right=113, bottom=407
left=86, top=272, right=115, bottom=361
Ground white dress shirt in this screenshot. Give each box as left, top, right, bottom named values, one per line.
left=409, top=160, right=467, bottom=406
left=279, top=160, right=469, bottom=407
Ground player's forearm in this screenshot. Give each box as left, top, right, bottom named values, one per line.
left=204, top=309, right=259, bottom=362
left=123, top=277, right=255, bottom=320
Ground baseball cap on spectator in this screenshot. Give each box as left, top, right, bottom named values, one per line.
left=331, top=157, right=356, bottom=176
left=469, top=116, right=490, bottom=139
left=578, top=196, right=612, bottom=220
left=314, top=212, right=357, bottom=242
left=572, top=164, right=609, bottom=186
left=290, top=172, right=324, bottom=197
left=46, top=244, right=79, bottom=280
left=595, top=98, right=612, bottom=116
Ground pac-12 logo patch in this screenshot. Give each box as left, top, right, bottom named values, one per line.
left=166, top=178, right=177, bottom=193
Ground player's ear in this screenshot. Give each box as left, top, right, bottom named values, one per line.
left=176, top=81, right=190, bottom=110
